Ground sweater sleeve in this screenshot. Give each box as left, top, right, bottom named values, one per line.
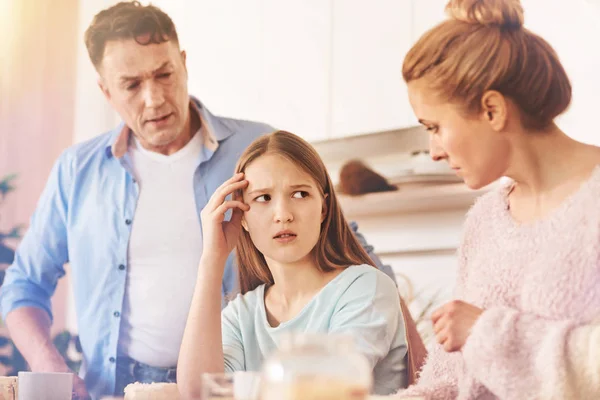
left=461, top=306, right=581, bottom=399
left=394, top=343, right=461, bottom=399
left=559, top=322, right=600, bottom=399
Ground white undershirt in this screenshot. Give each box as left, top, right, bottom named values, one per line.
left=118, top=131, right=203, bottom=367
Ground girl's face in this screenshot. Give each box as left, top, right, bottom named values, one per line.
left=241, top=154, right=327, bottom=266
left=408, top=79, right=511, bottom=190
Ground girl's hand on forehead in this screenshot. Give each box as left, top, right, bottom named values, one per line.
left=200, top=172, right=250, bottom=266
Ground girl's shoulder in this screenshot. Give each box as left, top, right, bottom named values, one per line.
left=333, top=264, right=399, bottom=302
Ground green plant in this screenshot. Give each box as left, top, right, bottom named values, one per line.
left=52, top=331, right=83, bottom=372
left=0, top=331, right=83, bottom=375
left=0, top=175, right=82, bottom=374
left=0, top=174, right=24, bottom=285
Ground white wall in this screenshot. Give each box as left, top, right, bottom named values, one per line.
left=523, top=0, right=600, bottom=145
left=72, top=0, right=122, bottom=145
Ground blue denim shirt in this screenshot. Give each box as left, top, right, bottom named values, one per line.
left=0, top=98, right=395, bottom=399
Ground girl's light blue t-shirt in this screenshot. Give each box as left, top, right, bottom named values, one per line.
left=221, top=264, right=408, bottom=395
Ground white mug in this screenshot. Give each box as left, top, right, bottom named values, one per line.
left=17, top=371, right=73, bottom=400
left=234, top=371, right=261, bottom=400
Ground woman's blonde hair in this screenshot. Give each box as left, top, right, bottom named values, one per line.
left=233, top=130, right=375, bottom=294
left=402, top=0, right=571, bottom=130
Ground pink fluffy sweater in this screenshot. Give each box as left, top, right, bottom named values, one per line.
left=397, top=170, right=600, bottom=400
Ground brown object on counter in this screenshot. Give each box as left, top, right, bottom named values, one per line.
left=0, top=376, right=17, bottom=400
left=339, top=160, right=397, bottom=196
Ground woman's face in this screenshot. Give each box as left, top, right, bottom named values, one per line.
left=407, top=79, right=510, bottom=189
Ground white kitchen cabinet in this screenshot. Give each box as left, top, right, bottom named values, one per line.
left=258, top=1, right=332, bottom=141
left=330, top=0, right=415, bottom=138
left=151, top=1, right=429, bottom=141
left=167, top=0, right=332, bottom=142
left=178, top=1, right=265, bottom=123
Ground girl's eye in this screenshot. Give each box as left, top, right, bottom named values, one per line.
left=255, top=194, right=271, bottom=202
left=292, top=191, right=309, bottom=199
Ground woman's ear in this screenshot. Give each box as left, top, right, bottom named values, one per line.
left=321, top=194, right=329, bottom=223
left=480, top=90, right=508, bottom=132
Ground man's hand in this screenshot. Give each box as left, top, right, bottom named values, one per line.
left=5, top=308, right=91, bottom=399
left=72, top=375, right=91, bottom=400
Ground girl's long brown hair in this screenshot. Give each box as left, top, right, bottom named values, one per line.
left=234, top=130, right=375, bottom=294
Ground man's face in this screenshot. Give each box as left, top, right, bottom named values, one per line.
left=98, top=38, right=190, bottom=151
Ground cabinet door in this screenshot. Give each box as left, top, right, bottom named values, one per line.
left=178, top=1, right=331, bottom=142
left=409, top=0, right=448, bottom=129
left=259, top=1, right=333, bottom=142
left=331, top=0, right=414, bottom=137
left=181, top=1, right=265, bottom=122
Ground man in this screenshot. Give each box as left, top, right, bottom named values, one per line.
left=0, top=2, right=395, bottom=399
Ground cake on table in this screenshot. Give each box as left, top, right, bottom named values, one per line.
left=0, top=376, right=18, bottom=400
left=124, top=382, right=181, bottom=400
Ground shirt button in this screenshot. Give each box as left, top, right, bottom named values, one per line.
left=113, top=311, right=120, bottom=318
left=125, top=219, right=132, bottom=225
left=109, top=357, right=116, bottom=363
left=118, top=264, right=125, bottom=271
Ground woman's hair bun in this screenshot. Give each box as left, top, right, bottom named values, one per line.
left=445, top=0, right=524, bottom=29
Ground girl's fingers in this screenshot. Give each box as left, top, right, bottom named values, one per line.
left=229, top=207, right=244, bottom=226
left=206, top=178, right=249, bottom=211
left=212, top=201, right=250, bottom=220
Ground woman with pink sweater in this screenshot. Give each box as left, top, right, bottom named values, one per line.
left=395, top=0, right=600, bottom=399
